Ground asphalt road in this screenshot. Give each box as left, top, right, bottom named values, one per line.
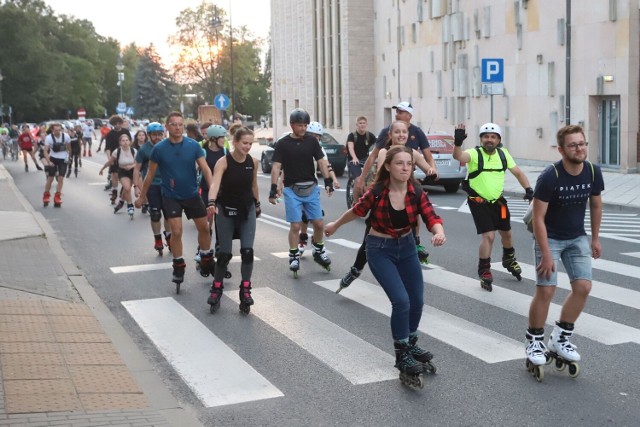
left=6, top=145, right=640, bottom=427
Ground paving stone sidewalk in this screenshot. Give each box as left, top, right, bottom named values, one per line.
left=0, top=165, right=203, bottom=427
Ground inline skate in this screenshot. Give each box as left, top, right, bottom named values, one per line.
left=502, top=248, right=522, bottom=281
left=113, top=200, right=124, bottom=214
left=238, top=280, right=254, bottom=314
left=110, top=188, right=117, bottom=205
left=546, top=322, right=581, bottom=378
left=298, top=233, right=308, bottom=256
left=336, top=266, right=360, bottom=294
left=127, top=204, right=134, bottom=219
left=525, top=329, right=548, bottom=382
left=394, top=340, right=426, bottom=389
left=207, top=281, right=224, bottom=313
left=42, top=191, right=51, bottom=207
left=154, top=235, right=164, bottom=256
left=53, top=192, right=62, bottom=208
left=172, top=258, right=186, bottom=294
left=408, top=334, right=436, bottom=374
left=289, top=250, right=300, bottom=278
left=198, top=252, right=215, bottom=277
left=312, top=242, right=331, bottom=272
left=478, top=258, right=493, bottom=291
left=164, top=231, right=172, bottom=253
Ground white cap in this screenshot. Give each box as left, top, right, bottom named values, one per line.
left=392, top=101, right=414, bottom=115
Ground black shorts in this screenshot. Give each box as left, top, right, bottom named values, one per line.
left=109, top=164, right=118, bottom=174
left=147, top=184, right=163, bottom=212
left=162, top=195, right=207, bottom=220
left=47, top=157, right=68, bottom=178
left=118, top=168, right=134, bottom=180
left=468, top=197, right=511, bottom=234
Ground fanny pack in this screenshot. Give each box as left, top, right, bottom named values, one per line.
left=291, top=181, right=316, bottom=197
left=221, top=204, right=249, bottom=220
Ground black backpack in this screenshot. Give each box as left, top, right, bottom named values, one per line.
left=462, top=147, right=507, bottom=196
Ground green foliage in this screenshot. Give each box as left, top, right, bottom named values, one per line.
left=132, top=46, right=175, bottom=120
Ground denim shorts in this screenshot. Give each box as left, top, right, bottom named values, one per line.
left=283, top=186, right=323, bottom=223
left=534, top=235, right=592, bottom=286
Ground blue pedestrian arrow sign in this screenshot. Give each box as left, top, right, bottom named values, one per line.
left=214, top=93, right=230, bottom=111
left=481, top=58, right=504, bottom=83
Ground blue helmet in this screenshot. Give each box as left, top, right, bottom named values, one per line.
left=207, top=125, right=227, bottom=138
left=147, top=122, right=164, bottom=133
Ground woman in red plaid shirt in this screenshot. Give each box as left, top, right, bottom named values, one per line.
left=325, top=145, right=446, bottom=384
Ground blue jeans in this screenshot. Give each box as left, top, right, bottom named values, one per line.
left=366, top=233, right=424, bottom=341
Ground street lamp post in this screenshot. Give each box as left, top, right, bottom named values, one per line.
left=116, top=53, right=125, bottom=114
left=0, top=69, right=4, bottom=124
left=211, top=6, right=224, bottom=103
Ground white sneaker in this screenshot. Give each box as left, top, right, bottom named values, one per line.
left=548, top=324, right=580, bottom=362
left=525, top=332, right=548, bottom=366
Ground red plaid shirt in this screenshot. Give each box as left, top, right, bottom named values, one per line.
left=352, top=181, right=443, bottom=238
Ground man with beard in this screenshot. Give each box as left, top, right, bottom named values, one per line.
left=453, top=123, right=532, bottom=291
left=523, top=124, right=603, bottom=379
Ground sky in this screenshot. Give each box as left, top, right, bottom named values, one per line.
left=44, top=0, right=271, bottom=66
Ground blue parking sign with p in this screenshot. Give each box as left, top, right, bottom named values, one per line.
left=481, top=58, right=504, bottom=83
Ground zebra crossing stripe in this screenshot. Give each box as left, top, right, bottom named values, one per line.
left=111, top=256, right=259, bottom=274
left=227, top=288, right=397, bottom=385
left=313, top=279, right=523, bottom=364
left=505, top=262, right=640, bottom=310
left=122, top=297, right=283, bottom=407
left=425, top=269, right=640, bottom=345
left=592, top=258, right=640, bottom=280
left=622, top=252, right=640, bottom=259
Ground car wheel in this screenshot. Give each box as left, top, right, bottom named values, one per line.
left=261, top=155, right=272, bottom=174
left=444, top=182, right=460, bottom=193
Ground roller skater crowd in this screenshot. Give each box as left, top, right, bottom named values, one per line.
left=8, top=106, right=602, bottom=388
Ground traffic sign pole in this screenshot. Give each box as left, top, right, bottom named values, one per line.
left=481, top=58, right=504, bottom=124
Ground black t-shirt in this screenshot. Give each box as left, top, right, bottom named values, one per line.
left=347, top=131, right=376, bottom=161
left=105, top=129, right=132, bottom=153
left=69, top=136, right=81, bottom=154
left=272, top=133, right=324, bottom=187
left=375, top=123, right=430, bottom=151
left=533, top=161, right=604, bottom=240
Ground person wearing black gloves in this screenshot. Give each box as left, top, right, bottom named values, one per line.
left=268, top=108, right=334, bottom=277
left=452, top=123, right=533, bottom=291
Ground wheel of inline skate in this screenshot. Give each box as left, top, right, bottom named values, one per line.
left=568, top=362, right=580, bottom=378
left=239, top=303, right=250, bottom=315
left=424, top=362, right=437, bottom=375
left=516, top=274, right=522, bottom=281
left=555, top=358, right=566, bottom=372
left=415, top=374, right=425, bottom=389
left=545, top=354, right=553, bottom=365
left=175, top=283, right=181, bottom=294
left=534, top=365, right=544, bottom=382
left=209, top=300, right=220, bottom=314
left=326, top=265, right=331, bottom=272
left=293, top=271, right=298, bottom=279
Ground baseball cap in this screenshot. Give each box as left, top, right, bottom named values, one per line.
left=392, top=101, right=414, bottom=115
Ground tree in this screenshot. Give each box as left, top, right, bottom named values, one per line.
left=132, top=45, right=175, bottom=119
left=169, top=2, right=270, bottom=122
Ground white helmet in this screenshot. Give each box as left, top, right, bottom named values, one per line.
left=479, top=123, right=501, bottom=139
left=307, top=121, right=324, bottom=136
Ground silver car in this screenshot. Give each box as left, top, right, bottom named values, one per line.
left=414, top=133, right=467, bottom=193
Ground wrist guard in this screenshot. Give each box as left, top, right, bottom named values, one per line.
left=324, top=177, right=334, bottom=193
left=524, top=187, right=534, bottom=202
left=454, top=128, right=467, bottom=147
left=269, top=183, right=278, bottom=199
left=208, top=199, right=216, bottom=207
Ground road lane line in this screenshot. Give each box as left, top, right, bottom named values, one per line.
left=313, top=279, right=523, bottom=364
left=495, top=262, right=640, bottom=310
left=122, top=297, right=283, bottom=407
left=227, top=288, right=397, bottom=384
left=622, top=252, right=640, bottom=259
left=111, top=256, right=258, bottom=274
left=428, top=269, right=640, bottom=345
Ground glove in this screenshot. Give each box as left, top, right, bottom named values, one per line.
left=454, top=128, right=467, bottom=147
left=255, top=200, right=261, bottom=218
left=524, top=187, right=534, bottom=202
left=324, top=177, right=334, bottom=193
left=269, top=183, right=278, bottom=199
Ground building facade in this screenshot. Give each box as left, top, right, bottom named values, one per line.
left=271, top=0, right=639, bottom=172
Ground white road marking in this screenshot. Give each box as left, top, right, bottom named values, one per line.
left=227, top=288, right=397, bottom=384
left=313, top=279, right=523, bottom=364
left=592, top=258, right=640, bottom=280
left=111, top=256, right=257, bottom=274
left=427, top=269, right=640, bottom=345
left=502, top=262, right=640, bottom=310
left=622, top=252, right=640, bottom=259
left=122, top=297, right=283, bottom=407
left=88, top=182, right=109, bottom=186
left=328, top=238, right=362, bottom=249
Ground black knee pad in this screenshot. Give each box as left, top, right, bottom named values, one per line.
left=240, top=248, right=253, bottom=264
left=216, top=252, right=233, bottom=268
left=149, top=210, right=162, bottom=222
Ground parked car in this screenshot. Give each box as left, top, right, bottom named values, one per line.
left=413, top=133, right=467, bottom=193
left=261, top=131, right=347, bottom=176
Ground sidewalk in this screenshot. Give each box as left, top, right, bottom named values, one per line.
left=503, top=164, right=640, bottom=211
left=0, top=165, right=203, bottom=427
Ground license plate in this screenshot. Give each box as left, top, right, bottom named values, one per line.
left=435, top=159, right=451, bottom=166
left=324, top=148, right=337, bottom=154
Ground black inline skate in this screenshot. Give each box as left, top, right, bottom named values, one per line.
left=113, top=200, right=124, bottom=214
left=502, top=247, right=522, bottom=281
left=478, top=257, right=493, bottom=291
left=289, top=250, right=300, bottom=278
left=394, top=340, right=426, bottom=389
left=208, top=281, right=224, bottom=313
left=238, top=280, right=254, bottom=314
left=408, top=334, right=436, bottom=374
left=312, top=242, right=331, bottom=272
left=172, top=258, right=186, bottom=294
left=164, top=231, right=172, bottom=253
left=336, top=266, right=360, bottom=294
left=198, top=251, right=215, bottom=277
